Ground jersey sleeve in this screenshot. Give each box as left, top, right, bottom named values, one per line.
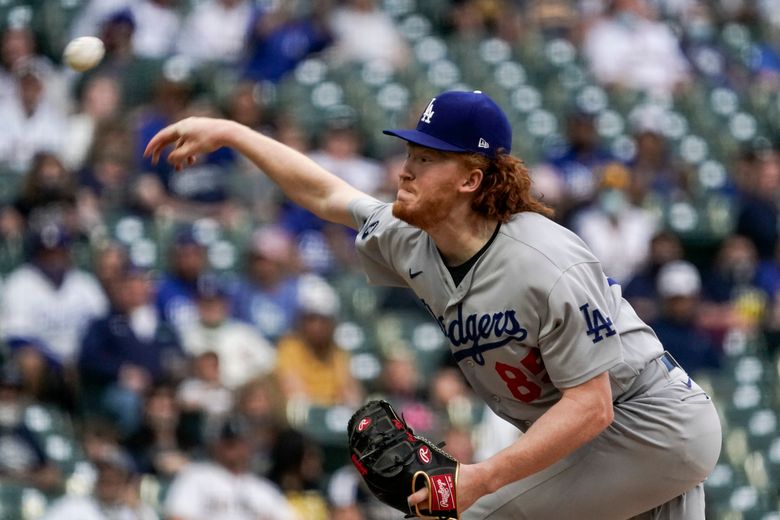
left=348, top=197, right=408, bottom=287
left=537, top=262, right=623, bottom=389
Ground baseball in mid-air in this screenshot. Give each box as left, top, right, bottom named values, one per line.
left=63, top=36, right=105, bottom=72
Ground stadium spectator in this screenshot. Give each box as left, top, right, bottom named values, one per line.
left=242, top=1, right=332, bottom=83
left=700, top=235, right=769, bottom=336
left=650, top=260, right=721, bottom=375
left=626, top=117, right=683, bottom=203
left=90, top=240, right=129, bottom=296
left=571, top=162, right=660, bottom=283
left=135, top=72, right=239, bottom=223
left=129, top=0, right=182, bottom=59
left=623, top=230, right=685, bottom=323
left=5, top=337, right=75, bottom=412
left=0, top=363, right=62, bottom=492
left=81, top=9, right=163, bottom=110
left=328, top=0, right=408, bottom=70
left=175, top=0, right=255, bottom=64
left=275, top=111, right=378, bottom=274
left=232, top=225, right=302, bottom=343
left=41, top=445, right=158, bottom=520
left=583, top=0, right=690, bottom=97
left=176, top=351, right=234, bottom=430
left=70, top=0, right=133, bottom=40
left=0, top=222, right=107, bottom=365
left=78, top=263, right=184, bottom=435
left=541, top=110, right=616, bottom=223
left=155, top=226, right=208, bottom=336
left=63, top=75, right=122, bottom=172
left=9, top=152, right=83, bottom=237
left=376, top=349, right=436, bottom=436
left=0, top=24, right=33, bottom=104
left=268, top=428, right=329, bottom=520
left=275, top=276, right=362, bottom=407
left=125, top=384, right=197, bottom=477
left=77, top=127, right=137, bottom=225
left=0, top=24, right=68, bottom=109
left=180, top=273, right=276, bottom=389
left=0, top=58, right=68, bottom=174
left=308, top=109, right=385, bottom=197
left=234, top=375, right=288, bottom=476
left=163, top=415, right=296, bottom=520
left=735, top=148, right=780, bottom=260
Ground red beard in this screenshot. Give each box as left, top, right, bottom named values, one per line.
left=392, top=186, right=458, bottom=229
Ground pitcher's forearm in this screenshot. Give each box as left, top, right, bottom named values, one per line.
left=222, top=121, right=367, bottom=228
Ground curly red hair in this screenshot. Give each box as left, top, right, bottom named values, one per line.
left=461, top=151, right=554, bottom=222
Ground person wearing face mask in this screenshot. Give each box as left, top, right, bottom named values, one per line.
left=8, top=152, right=95, bottom=244
left=572, top=163, right=660, bottom=284
left=699, top=235, right=769, bottom=336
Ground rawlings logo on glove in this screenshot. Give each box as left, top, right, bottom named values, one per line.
left=347, top=400, right=461, bottom=519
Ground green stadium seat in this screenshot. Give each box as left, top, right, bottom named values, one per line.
left=374, top=310, right=448, bottom=379
left=286, top=401, right=351, bottom=474
left=704, top=462, right=740, bottom=507
left=0, top=484, right=49, bottom=520
left=24, top=404, right=84, bottom=476
left=0, top=170, right=23, bottom=205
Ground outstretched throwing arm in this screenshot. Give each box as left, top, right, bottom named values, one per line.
left=144, top=117, right=370, bottom=229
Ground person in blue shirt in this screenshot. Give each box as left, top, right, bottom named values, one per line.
left=155, top=227, right=208, bottom=335
left=80, top=263, right=184, bottom=436
left=242, top=2, right=332, bottom=83
left=231, top=225, right=301, bottom=343
left=650, top=261, right=721, bottom=375
left=544, top=111, right=616, bottom=225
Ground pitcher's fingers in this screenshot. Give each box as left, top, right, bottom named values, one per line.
left=144, top=124, right=180, bottom=164
left=408, top=487, right=428, bottom=508
left=167, top=138, right=196, bottom=165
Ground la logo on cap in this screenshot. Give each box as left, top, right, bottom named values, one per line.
left=421, top=98, right=436, bottom=124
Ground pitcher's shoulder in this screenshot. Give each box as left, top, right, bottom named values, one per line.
left=500, top=212, right=599, bottom=270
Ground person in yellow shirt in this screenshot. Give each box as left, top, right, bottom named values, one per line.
left=275, top=275, right=362, bottom=407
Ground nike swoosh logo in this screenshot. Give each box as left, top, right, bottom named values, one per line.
left=409, top=269, right=423, bottom=279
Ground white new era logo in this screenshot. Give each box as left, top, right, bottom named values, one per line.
left=478, top=138, right=490, bottom=149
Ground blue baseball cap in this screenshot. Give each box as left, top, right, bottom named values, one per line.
left=383, top=90, right=512, bottom=157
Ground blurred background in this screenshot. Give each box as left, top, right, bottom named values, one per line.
left=0, top=0, right=778, bottom=518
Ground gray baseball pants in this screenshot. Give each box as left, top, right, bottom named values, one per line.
left=463, top=354, right=723, bottom=520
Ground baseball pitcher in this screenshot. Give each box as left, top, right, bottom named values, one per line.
left=145, top=90, right=722, bottom=519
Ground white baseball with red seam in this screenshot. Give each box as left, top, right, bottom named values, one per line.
left=63, top=36, right=105, bottom=72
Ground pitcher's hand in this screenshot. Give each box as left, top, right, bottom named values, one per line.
left=407, top=463, right=491, bottom=515
left=143, top=117, right=234, bottom=170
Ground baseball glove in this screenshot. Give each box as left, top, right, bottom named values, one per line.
left=347, top=399, right=460, bottom=519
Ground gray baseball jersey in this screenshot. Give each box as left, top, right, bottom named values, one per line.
left=349, top=197, right=662, bottom=430
left=349, top=197, right=722, bottom=519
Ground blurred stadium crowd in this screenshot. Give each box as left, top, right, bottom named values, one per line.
left=0, top=0, right=779, bottom=518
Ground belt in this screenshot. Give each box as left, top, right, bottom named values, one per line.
left=659, top=351, right=682, bottom=373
